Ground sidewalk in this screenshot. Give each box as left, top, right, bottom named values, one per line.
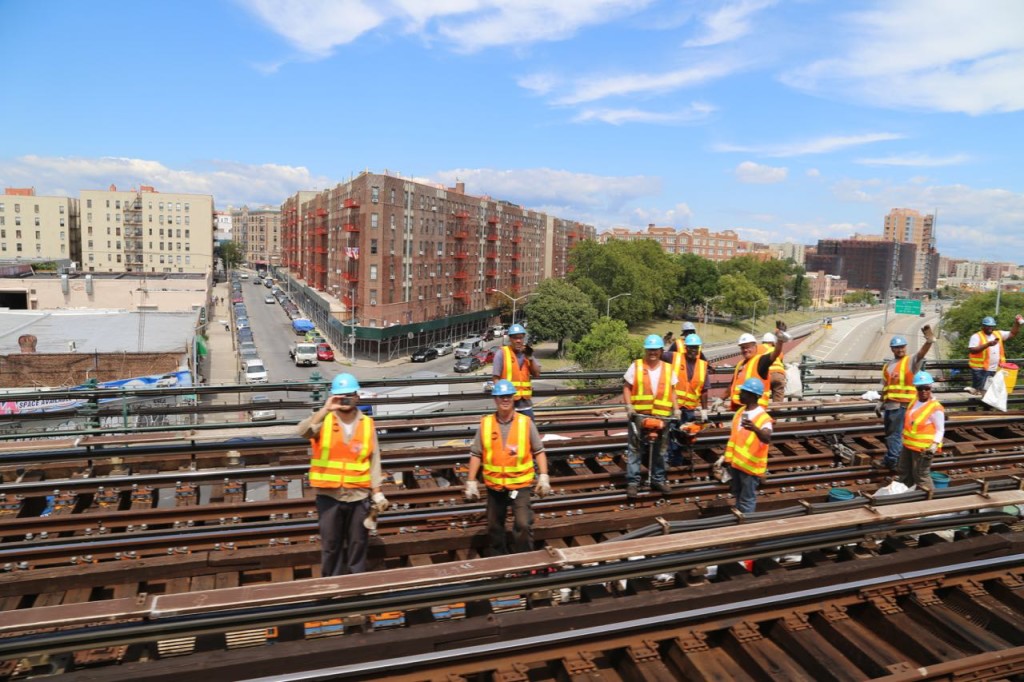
left=206, top=281, right=238, bottom=386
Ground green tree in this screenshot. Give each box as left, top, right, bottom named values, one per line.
left=943, top=291, right=1024, bottom=360
left=569, top=317, right=643, bottom=371
left=218, top=241, right=244, bottom=269
left=568, top=239, right=681, bottom=324
left=844, top=290, right=876, bottom=305
left=717, top=273, right=768, bottom=319
left=674, top=253, right=720, bottom=312
left=522, top=279, right=598, bottom=356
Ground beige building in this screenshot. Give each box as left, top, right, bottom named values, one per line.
left=806, top=270, right=848, bottom=307
left=883, top=208, right=938, bottom=292
left=0, top=188, right=80, bottom=264
left=598, top=225, right=745, bottom=261
left=233, top=206, right=281, bottom=268
left=771, top=242, right=805, bottom=264
left=0, top=272, right=209, bottom=312
left=80, top=185, right=214, bottom=274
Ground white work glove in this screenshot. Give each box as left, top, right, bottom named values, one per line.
left=712, top=456, right=731, bottom=483
left=625, top=405, right=636, bottom=418
left=923, top=444, right=938, bottom=456
left=371, top=492, right=389, bottom=512
left=698, top=409, right=708, bottom=423
left=777, top=330, right=791, bottom=342
left=535, top=473, right=551, bottom=498
left=464, top=479, right=480, bottom=501
left=670, top=410, right=682, bottom=423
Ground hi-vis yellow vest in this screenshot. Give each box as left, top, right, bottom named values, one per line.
left=629, top=360, right=673, bottom=417
left=882, top=355, right=915, bottom=403
left=501, top=346, right=533, bottom=400
left=730, top=355, right=770, bottom=408
left=969, top=330, right=1004, bottom=370
left=480, top=413, right=534, bottom=491
left=903, top=399, right=944, bottom=452
left=309, top=412, right=374, bottom=488
left=671, top=354, right=707, bottom=409
left=724, top=407, right=772, bottom=476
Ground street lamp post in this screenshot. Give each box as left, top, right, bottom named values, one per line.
left=606, top=292, right=632, bottom=318
left=488, top=288, right=537, bottom=326
left=703, top=295, right=723, bottom=326
left=750, top=298, right=769, bottom=333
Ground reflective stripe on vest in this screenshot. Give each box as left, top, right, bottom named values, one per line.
left=671, top=353, right=707, bottom=409
left=882, top=355, right=915, bottom=403
left=629, top=359, right=673, bottom=417
left=902, top=399, right=944, bottom=452
left=480, top=413, right=534, bottom=490
left=724, top=408, right=772, bottom=476
left=309, top=412, right=374, bottom=488
left=501, top=346, right=533, bottom=399
left=758, top=343, right=785, bottom=373
left=968, top=330, right=1004, bottom=369
left=730, top=354, right=770, bottom=408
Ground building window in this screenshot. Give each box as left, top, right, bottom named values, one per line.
left=370, top=265, right=378, bottom=280
left=14, top=204, right=20, bottom=213
left=16, top=243, right=22, bottom=252
left=59, top=205, right=65, bottom=214
left=184, top=203, right=189, bottom=212
left=371, top=213, right=379, bottom=229
left=15, top=230, right=21, bottom=239
left=34, top=231, right=40, bottom=240
left=15, top=217, right=20, bottom=226
left=370, top=239, right=378, bottom=255
left=184, top=216, right=189, bottom=225
left=371, top=186, right=379, bottom=203
left=34, top=217, right=40, bottom=227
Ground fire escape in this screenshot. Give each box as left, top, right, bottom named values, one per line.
left=452, top=210, right=471, bottom=310
left=311, top=204, right=329, bottom=291
left=124, top=192, right=144, bottom=272
left=283, top=205, right=299, bottom=270
left=341, top=198, right=360, bottom=316
left=509, top=219, right=523, bottom=294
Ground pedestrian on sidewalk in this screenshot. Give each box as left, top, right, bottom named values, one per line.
left=878, top=326, right=933, bottom=470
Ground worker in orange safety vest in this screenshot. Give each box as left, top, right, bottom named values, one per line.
left=898, top=371, right=945, bottom=490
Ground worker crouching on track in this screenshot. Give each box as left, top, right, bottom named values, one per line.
left=899, top=371, right=945, bottom=491
left=724, top=378, right=774, bottom=514
left=623, top=334, right=679, bottom=498
left=298, top=373, right=389, bottom=577
left=464, top=379, right=550, bottom=555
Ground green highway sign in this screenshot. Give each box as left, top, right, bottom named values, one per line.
left=894, top=299, right=922, bottom=315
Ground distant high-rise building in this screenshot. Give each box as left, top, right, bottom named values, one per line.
left=771, top=242, right=805, bottom=264
left=0, top=188, right=80, bottom=265
left=883, top=208, right=939, bottom=292
left=79, top=185, right=214, bottom=274
left=805, top=239, right=917, bottom=298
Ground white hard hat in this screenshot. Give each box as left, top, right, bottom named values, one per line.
left=761, top=332, right=777, bottom=344
left=738, top=333, right=757, bottom=345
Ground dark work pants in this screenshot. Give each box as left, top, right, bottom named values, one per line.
left=485, top=487, right=534, bottom=555
left=316, top=494, right=370, bottom=576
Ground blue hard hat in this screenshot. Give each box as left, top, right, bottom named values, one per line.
left=492, top=379, right=517, bottom=396
left=330, top=373, right=361, bottom=395
left=982, top=316, right=997, bottom=327
left=890, top=335, right=908, bottom=347
left=507, top=323, right=526, bottom=336
left=684, top=333, right=703, bottom=346
left=740, top=377, right=765, bottom=396
left=643, top=334, right=664, bottom=350
left=912, top=371, right=934, bottom=387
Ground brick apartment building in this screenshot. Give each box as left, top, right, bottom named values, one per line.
left=805, top=239, right=918, bottom=299
left=232, top=206, right=281, bottom=269
left=597, top=225, right=771, bottom=261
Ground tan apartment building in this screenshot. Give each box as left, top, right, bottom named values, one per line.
left=279, top=173, right=594, bottom=346
left=0, top=188, right=80, bottom=264
left=806, top=271, right=848, bottom=307
left=232, top=206, right=281, bottom=268
left=598, top=225, right=744, bottom=261
left=79, top=185, right=214, bottom=274
left=883, top=208, right=939, bottom=292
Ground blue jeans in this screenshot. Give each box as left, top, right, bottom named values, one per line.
left=626, top=416, right=668, bottom=486
left=728, top=466, right=760, bottom=513
left=882, top=405, right=906, bottom=467
left=971, top=368, right=994, bottom=391
left=666, top=409, right=697, bottom=465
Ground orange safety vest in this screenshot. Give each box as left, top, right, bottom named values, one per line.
left=724, top=407, right=772, bottom=476
left=882, top=355, right=915, bottom=403
left=500, top=346, right=533, bottom=400
left=758, top=343, right=785, bottom=374
left=968, top=330, right=1004, bottom=370
left=480, top=413, right=534, bottom=491
left=629, top=359, right=673, bottom=417
left=730, top=354, right=770, bottom=408
left=308, top=412, right=375, bottom=489
left=671, top=353, right=707, bottom=409
left=902, top=399, right=944, bottom=452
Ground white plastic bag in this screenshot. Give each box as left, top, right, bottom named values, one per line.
left=784, top=363, right=802, bottom=398
left=874, top=480, right=909, bottom=496
left=982, top=369, right=1008, bottom=412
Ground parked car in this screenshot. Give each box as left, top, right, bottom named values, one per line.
left=317, top=343, right=335, bottom=362
left=243, top=359, right=268, bottom=384
left=411, top=346, right=439, bottom=362
left=264, top=295, right=275, bottom=304
left=432, top=341, right=454, bottom=356
left=454, top=356, right=482, bottom=373
left=239, top=273, right=249, bottom=280
left=253, top=278, right=262, bottom=286
left=239, top=341, right=258, bottom=354
left=231, top=295, right=243, bottom=304
left=239, top=347, right=260, bottom=362
left=475, top=347, right=497, bottom=364
left=237, top=328, right=254, bottom=343
left=249, top=395, right=276, bottom=421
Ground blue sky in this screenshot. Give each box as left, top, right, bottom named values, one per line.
left=2, top=0, right=1023, bottom=261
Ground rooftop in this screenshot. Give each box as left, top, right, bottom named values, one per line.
left=0, top=310, right=200, bottom=354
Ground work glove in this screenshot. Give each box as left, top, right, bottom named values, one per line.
left=371, top=492, right=389, bottom=513
left=464, top=479, right=480, bottom=501
left=712, top=456, right=731, bottom=483
left=524, top=344, right=534, bottom=357
left=698, top=409, right=708, bottom=423
left=874, top=403, right=883, bottom=418
left=922, top=444, right=938, bottom=457
left=670, top=410, right=682, bottom=422
left=535, top=474, right=551, bottom=498
left=625, top=405, right=636, bottom=419
left=921, top=324, right=935, bottom=342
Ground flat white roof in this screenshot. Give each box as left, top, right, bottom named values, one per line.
left=0, top=310, right=199, bottom=354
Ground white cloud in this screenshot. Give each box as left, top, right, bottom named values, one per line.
left=735, top=161, right=787, bottom=184
left=239, top=0, right=654, bottom=57
left=0, top=155, right=334, bottom=207
left=629, top=202, right=694, bottom=228
left=782, top=0, right=1024, bottom=114
left=715, top=132, right=904, bottom=157
left=516, top=72, right=559, bottom=96
left=431, top=167, right=661, bottom=212
left=551, top=60, right=741, bottom=105
left=855, top=153, right=970, bottom=167
left=573, top=102, right=715, bottom=125
left=684, top=0, right=777, bottom=48
left=806, top=168, right=821, bottom=178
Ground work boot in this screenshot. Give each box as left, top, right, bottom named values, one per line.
left=626, top=484, right=638, bottom=499
left=652, top=481, right=672, bottom=494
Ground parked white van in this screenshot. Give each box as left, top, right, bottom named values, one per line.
left=454, top=336, right=484, bottom=358
left=243, top=359, right=268, bottom=384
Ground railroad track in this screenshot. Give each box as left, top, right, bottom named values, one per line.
left=2, top=489, right=1022, bottom=679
